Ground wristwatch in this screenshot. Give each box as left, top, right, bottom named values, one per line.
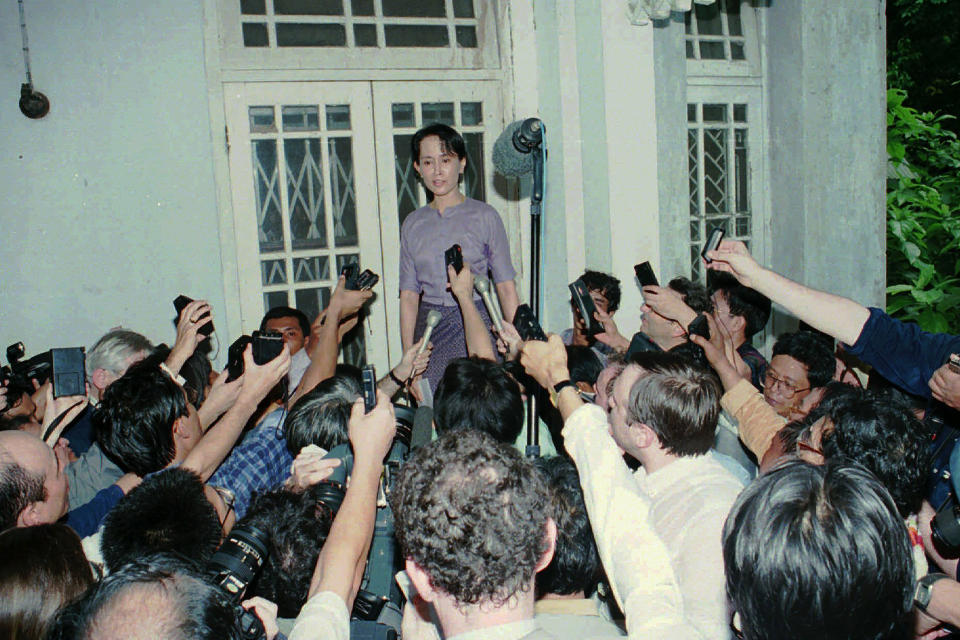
left=914, top=572, right=948, bottom=612
left=550, top=379, right=578, bottom=407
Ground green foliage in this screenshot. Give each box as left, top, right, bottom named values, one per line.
left=887, top=0, right=960, bottom=131
left=886, top=88, right=960, bottom=333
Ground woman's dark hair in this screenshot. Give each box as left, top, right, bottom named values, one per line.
left=0, top=524, right=95, bottom=639
left=411, top=123, right=467, bottom=161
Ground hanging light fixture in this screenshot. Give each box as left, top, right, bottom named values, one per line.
left=18, top=0, right=49, bottom=119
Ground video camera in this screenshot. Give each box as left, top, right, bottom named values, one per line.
left=207, top=523, right=271, bottom=640
left=315, top=403, right=415, bottom=640
left=2, top=342, right=86, bottom=402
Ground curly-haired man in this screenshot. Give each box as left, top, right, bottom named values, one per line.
left=392, top=429, right=558, bottom=639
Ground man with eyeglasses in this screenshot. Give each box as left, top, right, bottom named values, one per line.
left=762, top=331, right=835, bottom=420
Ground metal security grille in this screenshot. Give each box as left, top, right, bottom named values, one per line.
left=238, top=0, right=480, bottom=49
left=684, top=0, right=747, bottom=62
left=687, top=102, right=751, bottom=282
left=247, top=101, right=366, bottom=362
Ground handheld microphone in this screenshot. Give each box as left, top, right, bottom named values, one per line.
left=417, top=310, right=442, bottom=355
left=473, top=277, right=504, bottom=333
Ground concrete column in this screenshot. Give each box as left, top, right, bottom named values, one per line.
left=766, top=0, right=887, bottom=326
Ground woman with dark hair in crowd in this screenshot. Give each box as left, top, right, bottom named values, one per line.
left=0, top=523, right=96, bottom=639
left=398, top=123, right=520, bottom=391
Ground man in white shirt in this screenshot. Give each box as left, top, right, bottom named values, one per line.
left=520, top=338, right=743, bottom=639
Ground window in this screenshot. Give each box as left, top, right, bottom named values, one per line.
left=687, top=101, right=752, bottom=282
left=218, top=0, right=499, bottom=70
left=685, top=0, right=764, bottom=282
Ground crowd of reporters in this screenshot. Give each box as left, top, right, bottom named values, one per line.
left=2, top=238, right=960, bottom=639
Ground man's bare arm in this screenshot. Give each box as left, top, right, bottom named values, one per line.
left=181, top=344, right=290, bottom=481
left=307, top=392, right=396, bottom=609
left=706, top=240, right=870, bottom=346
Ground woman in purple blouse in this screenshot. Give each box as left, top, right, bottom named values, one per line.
left=398, top=124, right=520, bottom=391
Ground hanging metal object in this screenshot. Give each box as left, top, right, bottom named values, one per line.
left=18, top=0, right=49, bottom=119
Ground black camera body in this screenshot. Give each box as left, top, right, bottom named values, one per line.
left=225, top=331, right=285, bottom=382
left=3, top=343, right=86, bottom=399
left=513, top=304, right=547, bottom=342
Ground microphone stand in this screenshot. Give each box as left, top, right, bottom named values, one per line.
left=526, top=142, right=545, bottom=459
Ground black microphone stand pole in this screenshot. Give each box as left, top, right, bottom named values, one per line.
left=526, top=143, right=545, bottom=459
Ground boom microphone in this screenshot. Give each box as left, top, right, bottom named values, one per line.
left=493, top=120, right=537, bottom=177
left=473, top=277, right=504, bottom=333
left=417, top=310, right=442, bottom=355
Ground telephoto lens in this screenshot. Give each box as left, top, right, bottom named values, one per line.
left=393, top=405, right=415, bottom=448
left=208, top=524, right=269, bottom=602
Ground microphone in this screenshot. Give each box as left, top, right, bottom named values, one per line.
left=493, top=120, right=537, bottom=177
left=417, top=310, right=442, bottom=355
left=513, top=118, right=543, bottom=152
left=473, top=277, right=504, bottom=333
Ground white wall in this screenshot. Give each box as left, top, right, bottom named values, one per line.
left=523, top=0, right=659, bottom=338
left=0, top=1, right=227, bottom=358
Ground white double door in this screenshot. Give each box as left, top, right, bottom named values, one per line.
left=224, top=80, right=506, bottom=371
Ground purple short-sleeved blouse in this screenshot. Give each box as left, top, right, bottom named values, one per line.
left=398, top=198, right=516, bottom=306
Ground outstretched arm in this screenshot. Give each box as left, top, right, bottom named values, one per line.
left=706, top=240, right=870, bottom=346
left=450, top=263, right=496, bottom=361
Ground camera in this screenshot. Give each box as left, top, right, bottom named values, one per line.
left=931, top=497, right=960, bottom=551
left=207, top=524, right=270, bottom=640
left=225, top=331, right=285, bottom=382
left=3, top=343, right=86, bottom=400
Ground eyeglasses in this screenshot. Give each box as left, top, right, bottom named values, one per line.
left=761, top=369, right=809, bottom=399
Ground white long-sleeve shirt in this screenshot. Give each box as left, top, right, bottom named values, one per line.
left=563, top=403, right=743, bottom=640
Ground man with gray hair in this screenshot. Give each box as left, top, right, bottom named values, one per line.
left=64, top=328, right=153, bottom=506
left=87, top=329, right=154, bottom=403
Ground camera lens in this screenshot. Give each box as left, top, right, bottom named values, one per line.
left=393, top=405, right=415, bottom=447
left=931, top=504, right=960, bottom=551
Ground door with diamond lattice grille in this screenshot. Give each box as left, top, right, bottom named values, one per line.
left=224, top=80, right=508, bottom=370
left=224, top=81, right=387, bottom=368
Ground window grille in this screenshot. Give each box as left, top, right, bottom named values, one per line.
left=238, top=0, right=479, bottom=49
left=248, top=102, right=366, bottom=363
left=687, top=102, right=751, bottom=282
left=684, top=0, right=747, bottom=62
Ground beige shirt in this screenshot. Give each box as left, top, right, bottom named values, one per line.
left=720, top=378, right=785, bottom=460
left=562, top=403, right=704, bottom=639
left=288, top=591, right=350, bottom=640
left=632, top=453, right=744, bottom=639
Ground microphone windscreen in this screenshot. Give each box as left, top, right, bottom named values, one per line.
left=493, top=120, right=535, bottom=177
left=426, top=310, right=442, bottom=328
left=474, top=277, right=489, bottom=294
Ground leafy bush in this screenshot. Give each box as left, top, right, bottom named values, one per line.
left=886, top=88, right=960, bottom=333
